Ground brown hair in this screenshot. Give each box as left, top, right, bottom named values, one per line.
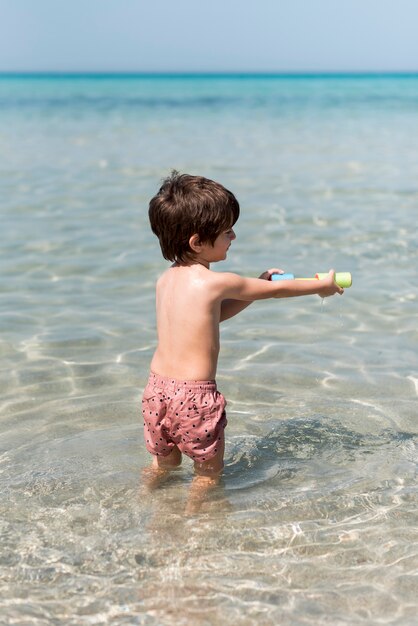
left=148, top=171, right=240, bottom=263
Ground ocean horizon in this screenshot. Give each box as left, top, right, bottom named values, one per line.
left=2, top=70, right=418, bottom=78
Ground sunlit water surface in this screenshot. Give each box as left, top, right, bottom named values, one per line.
left=1, top=75, right=417, bottom=625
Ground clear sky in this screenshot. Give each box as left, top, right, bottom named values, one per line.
left=1, top=0, right=417, bottom=73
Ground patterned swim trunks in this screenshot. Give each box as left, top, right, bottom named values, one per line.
left=142, top=372, right=227, bottom=462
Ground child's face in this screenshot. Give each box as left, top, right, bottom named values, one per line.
left=203, top=228, right=236, bottom=263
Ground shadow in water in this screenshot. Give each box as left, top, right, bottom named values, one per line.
left=224, top=417, right=416, bottom=490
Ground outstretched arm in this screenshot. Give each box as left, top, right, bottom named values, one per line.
left=219, top=268, right=344, bottom=304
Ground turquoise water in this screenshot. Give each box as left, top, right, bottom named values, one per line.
left=1, top=74, right=417, bottom=625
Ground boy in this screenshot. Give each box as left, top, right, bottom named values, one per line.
left=142, top=172, right=343, bottom=487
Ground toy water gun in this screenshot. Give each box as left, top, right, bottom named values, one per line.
left=271, top=272, right=352, bottom=288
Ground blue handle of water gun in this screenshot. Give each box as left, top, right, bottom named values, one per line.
left=271, top=273, right=295, bottom=281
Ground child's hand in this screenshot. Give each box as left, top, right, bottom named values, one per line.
left=318, top=269, right=344, bottom=297
left=258, top=268, right=284, bottom=281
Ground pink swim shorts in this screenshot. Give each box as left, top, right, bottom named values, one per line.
left=142, top=372, right=227, bottom=462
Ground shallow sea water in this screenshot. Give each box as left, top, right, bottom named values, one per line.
left=1, top=75, right=417, bottom=625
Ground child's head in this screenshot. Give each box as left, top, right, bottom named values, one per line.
left=148, top=171, right=240, bottom=263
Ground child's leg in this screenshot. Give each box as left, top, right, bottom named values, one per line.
left=152, top=445, right=182, bottom=469
left=185, top=443, right=225, bottom=515
left=193, top=438, right=224, bottom=479
left=142, top=446, right=182, bottom=492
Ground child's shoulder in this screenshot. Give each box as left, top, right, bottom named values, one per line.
left=156, top=265, right=241, bottom=295
left=206, top=269, right=246, bottom=298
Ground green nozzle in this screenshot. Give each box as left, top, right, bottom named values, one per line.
left=316, top=272, right=352, bottom=288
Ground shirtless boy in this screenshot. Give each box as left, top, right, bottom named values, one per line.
left=142, top=172, right=343, bottom=488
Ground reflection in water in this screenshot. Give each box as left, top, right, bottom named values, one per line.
left=140, top=463, right=232, bottom=516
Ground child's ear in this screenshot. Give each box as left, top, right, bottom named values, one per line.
left=189, top=234, right=202, bottom=253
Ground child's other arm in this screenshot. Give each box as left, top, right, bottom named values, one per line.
left=220, top=299, right=252, bottom=321
left=220, top=269, right=344, bottom=302
left=220, top=269, right=283, bottom=321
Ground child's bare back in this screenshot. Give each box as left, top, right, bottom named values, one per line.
left=150, top=263, right=224, bottom=381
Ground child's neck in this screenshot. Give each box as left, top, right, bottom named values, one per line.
left=173, top=258, right=211, bottom=270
